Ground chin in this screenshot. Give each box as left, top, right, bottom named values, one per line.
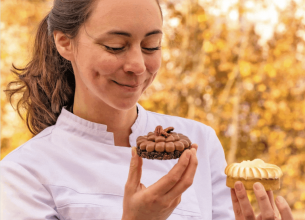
left=109, top=98, right=139, bottom=111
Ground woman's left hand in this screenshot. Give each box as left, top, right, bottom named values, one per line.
left=231, top=181, right=294, bottom=220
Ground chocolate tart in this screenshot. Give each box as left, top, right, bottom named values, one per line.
left=136, top=126, right=192, bottom=160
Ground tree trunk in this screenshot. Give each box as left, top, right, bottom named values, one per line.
left=227, top=78, right=241, bottom=164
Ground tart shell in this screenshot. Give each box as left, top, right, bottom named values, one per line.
left=137, top=145, right=190, bottom=160
left=226, top=176, right=281, bottom=191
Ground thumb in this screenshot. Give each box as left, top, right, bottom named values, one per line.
left=126, top=147, right=143, bottom=192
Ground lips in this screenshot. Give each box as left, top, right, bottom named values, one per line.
left=112, top=80, right=141, bottom=88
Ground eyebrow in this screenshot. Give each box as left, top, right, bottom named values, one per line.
left=106, top=29, right=163, bottom=37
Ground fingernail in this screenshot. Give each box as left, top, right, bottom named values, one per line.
left=254, top=182, right=261, bottom=190
left=235, top=182, right=242, bottom=191
left=276, top=196, right=284, bottom=203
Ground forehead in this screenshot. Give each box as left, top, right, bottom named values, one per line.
left=85, top=0, right=162, bottom=37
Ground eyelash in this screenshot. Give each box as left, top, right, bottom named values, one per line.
left=104, top=45, right=161, bottom=52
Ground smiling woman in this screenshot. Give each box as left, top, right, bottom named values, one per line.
left=2, top=0, right=235, bottom=219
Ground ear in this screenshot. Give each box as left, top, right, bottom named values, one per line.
left=53, top=31, right=74, bottom=61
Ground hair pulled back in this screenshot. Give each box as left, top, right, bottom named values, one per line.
left=5, top=0, right=163, bottom=136
left=5, top=0, right=95, bottom=135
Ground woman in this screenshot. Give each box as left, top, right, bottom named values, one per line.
left=1, top=0, right=293, bottom=219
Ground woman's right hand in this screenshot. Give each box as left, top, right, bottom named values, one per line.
left=231, top=181, right=294, bottom=220
left=122, top=144, right=198, bottom=220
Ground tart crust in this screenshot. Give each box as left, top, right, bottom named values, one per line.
left=226, top=176, right=280, bottom=191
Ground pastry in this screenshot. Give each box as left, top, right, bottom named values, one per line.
left=225, top=159, right=283, bottom=191
left=136, top=125, right=192, bottom=160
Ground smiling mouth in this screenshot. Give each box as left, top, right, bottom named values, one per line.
left=113, top=80, right=140, bottom=88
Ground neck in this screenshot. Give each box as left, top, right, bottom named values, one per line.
left=72, top=91, right=138, bottom=147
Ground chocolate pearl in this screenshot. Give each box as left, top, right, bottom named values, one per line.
left=155, top=136, right=166, bottom=142
left=180, top=139, right=189, bottom=148
left=140, top=141, right=150, bottom=150
left=137, top=138, right=147, bottom=146
left=174, top=141, right=184, bottom=152
left=146, top=142, right=156, bottom=152
left=173, top=134, right=180, bottom=141
left=180, top=135, right=191, bottom=145
left=184, top=138, right=192, bottom=145
left=136, top=136, right=146, bottom=141
left=165, top=135, right=175, bottom=142
left=147, top=135, right=156, bottom=141
left=155, top=142, right=165, bottom=152
left=165, top=142, right=175, bottom=152
left=164, top=127, right=174, bottom=132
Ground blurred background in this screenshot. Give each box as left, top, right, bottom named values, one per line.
left=1, top=0, right=305, bottom=218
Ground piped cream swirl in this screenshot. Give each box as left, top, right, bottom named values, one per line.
left=225, top=159, right=283, bottom=180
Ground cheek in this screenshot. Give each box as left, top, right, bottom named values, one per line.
left=75, top=43, right=120, bottom=77
left=94, top=57, right=122, bottom=76
left=146, top=53, right=162, bottom=74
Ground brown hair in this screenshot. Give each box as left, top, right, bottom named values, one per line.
left=5, top=0, right=163, bottom=135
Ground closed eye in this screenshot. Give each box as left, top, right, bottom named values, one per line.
left=104, top=45, right=161, bottom=52
left=104, top=45, right=125, bottom=51
left=143, top=47, right=161, bottom=51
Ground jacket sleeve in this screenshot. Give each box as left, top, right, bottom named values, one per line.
left=0, top=161, right=60, bottom=220
left=208, top=129, right=235, bottom=220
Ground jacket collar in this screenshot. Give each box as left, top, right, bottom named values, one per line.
left=55, top=103, right=147, bottom=146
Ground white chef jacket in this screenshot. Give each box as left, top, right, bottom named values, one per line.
left=1, top=103, right=234, bottom=220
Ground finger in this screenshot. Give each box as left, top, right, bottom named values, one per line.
left=275, top=196, right=294, bottom=220
left=253, top=183, right=275, bottom=220
left=234, top=181, right=255, bottom=220
left=148, top=149, right=192, bottom=195
left=125, top=147, right=143, bottom=193
left=257, top=213, right=262, bottom=220
left=266, top=190, right=280, bottom=218
left=231, top=189, right=245, bottom=220
left=138, top=183, right=146, bottom=191
left=170, top=195, right=182, bottom=209
left=191, top=143, right=198, bottom=151
left=164, top=148, right=198, bottom=201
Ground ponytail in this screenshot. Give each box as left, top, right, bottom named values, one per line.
left=5, top=13, right=75, bottom=135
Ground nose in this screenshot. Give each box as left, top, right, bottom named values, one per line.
left=123, top=46, right=146, bottom=75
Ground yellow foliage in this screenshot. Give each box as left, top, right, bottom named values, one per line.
left=197, top=14, right=207, bottom=23
left=293, top=122, right=305, bottom=131
left=301, top=193, right=305, bottom=201
left=253, top=74, right=262, bottom=83
left=216, top=40, right=225, bottom=50
left=294, top=201, right=304, bottom=210
left=283, top=57, right=294, bottom=68
left=203, top=41, right=214, bottom=53
left=294, top=137, right=305, bottom=147
left=239, top=61, right=251, bottom=77
left=264, top=64, right=277, bottom=77
left=257, top=84, right=266, bottom=92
